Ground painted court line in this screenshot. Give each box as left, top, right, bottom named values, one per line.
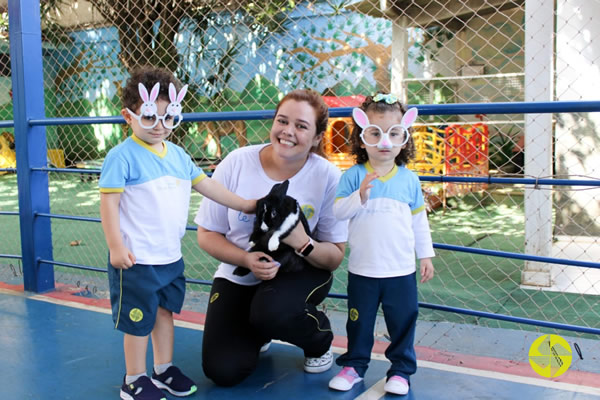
left=418, top=359, right=600, bottom=396
left=356, top=352, right=600, bottom=399
left=354, top=378, right=386, bottom=400
left=4, top=286, right=600, bottom=397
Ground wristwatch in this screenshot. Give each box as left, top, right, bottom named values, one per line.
left=295, top=237, right=314, bottom=257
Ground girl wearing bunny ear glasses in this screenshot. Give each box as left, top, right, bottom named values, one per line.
left=329, top=94, right=435, bottom=396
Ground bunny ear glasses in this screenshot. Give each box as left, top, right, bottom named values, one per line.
left=352, top=105, right=419, bottom=149
left=126, top=82, right=188, bottom=130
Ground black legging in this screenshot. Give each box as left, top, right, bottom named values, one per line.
left=202, top=265, right=333, bottom=387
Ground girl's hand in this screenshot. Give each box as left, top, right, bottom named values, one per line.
left=360, top=172, right=379, bottom=204
left=242, top=199, right=257, bottom=214
left=110, top=246, right=136, bottom=269
left=419, top=258, right=434, bottom=283
left=244, top=251, right=279, bottom=280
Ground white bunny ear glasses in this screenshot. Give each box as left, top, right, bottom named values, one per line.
left=126, top=82, right=188, bottom=130
left=352, top=107, right=418, bottom=149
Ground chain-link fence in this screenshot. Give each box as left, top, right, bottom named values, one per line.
left=1, top=0, right=600, bottom=338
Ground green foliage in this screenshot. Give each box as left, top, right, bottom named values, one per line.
left=239, top=75, right=281, bottom=105
left=489, top=124, right=523, bottom=173
left=328, top=78, right=374, bottom=97
left=55, top=99, right=99, bottom=164
left=406, top=79, right=457, bottom=122
left=411, top=26, right=455, bottom=65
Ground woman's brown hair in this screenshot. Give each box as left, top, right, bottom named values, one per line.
left=275, top=89, right=329, bottom=156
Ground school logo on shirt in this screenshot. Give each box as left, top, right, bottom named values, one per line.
left=129, top=308, right=143, bottom=322
left=349, top=308, right=359, bottom=321
left=301, top=204, right=315, bottom=220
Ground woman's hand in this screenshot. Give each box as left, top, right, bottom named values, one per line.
left=243, top=251, right=280, bottom=280
left=280, top=221, right=310, bottom=251
left=360, top=172, right=379, bottom=204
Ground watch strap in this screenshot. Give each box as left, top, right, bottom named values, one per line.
left=295, top=237, right=314, bottom=257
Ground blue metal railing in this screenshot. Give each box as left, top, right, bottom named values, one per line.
left=4, top=95, right=600, bottom=334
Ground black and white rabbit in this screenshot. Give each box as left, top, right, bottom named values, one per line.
left=233, top=180, right=311, bottom=276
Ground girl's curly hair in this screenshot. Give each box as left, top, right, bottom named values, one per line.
left=121, top=66, right=182, bottom=111
left=350, top=94, right=416, bottom=165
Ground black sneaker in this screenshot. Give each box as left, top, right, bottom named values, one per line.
left=120, top=375, right=166, bottom=400
left=151, top=366, right=197, bottom=397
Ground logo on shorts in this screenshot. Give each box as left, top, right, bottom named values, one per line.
left=210, top=293, right=219, bottom=303
left=349, top=308, right=359, bottom=321
left=528, top=334, right=572, bottom=378
left=129, top=308, right=144, bottom=322
left=301, top=204, right=315, bottom=220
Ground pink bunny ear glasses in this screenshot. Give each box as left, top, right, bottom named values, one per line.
left=126, top=82, right=188, bottom=130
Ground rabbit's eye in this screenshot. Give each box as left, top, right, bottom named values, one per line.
left=270, top=210, right=277, bottom=218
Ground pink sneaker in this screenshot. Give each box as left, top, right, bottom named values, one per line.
left=384, top=375, right=409, bottom=395
left=328, top=367, right=363, bottom=391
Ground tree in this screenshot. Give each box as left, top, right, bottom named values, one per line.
left=42, top=0, right=295, bottom=74
left=280, top=12, right=393, bottom=92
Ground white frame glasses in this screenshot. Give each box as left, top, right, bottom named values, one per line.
left=127, top=82, right=187, bottom=130
left=353, top=105, right=419, bottom=149
left=360, top=124, right=410, bottom=148
left=126, top=108, right=183, bottom=130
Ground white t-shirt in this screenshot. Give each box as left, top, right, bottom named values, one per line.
left=334, top=162, right=435, bottom=278
left=194, top=144, right=348, bottom=286
left=99, top=135, right=205, bottom=265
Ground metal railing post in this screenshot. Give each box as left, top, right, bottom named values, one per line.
left=9, top=0, right=54, bottom=292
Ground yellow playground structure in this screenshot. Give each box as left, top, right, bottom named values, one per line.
left=0, top=132, right=16, bottom=174
left=323, top=118, right=490, bottom=208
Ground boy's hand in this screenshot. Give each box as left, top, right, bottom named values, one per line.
left=360, top=172, right=379, bottom=204
left=419, top=258, right=434, bottom=283
left=242, top=199, right=257, bottom=214
left=110, top=246, right=136, bottom=269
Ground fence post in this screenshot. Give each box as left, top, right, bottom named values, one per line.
left=391, top=15, right=408, bottom=102
left=9, top=0, right=54, bottom=292
left=522, top=0, right=554, bottom=287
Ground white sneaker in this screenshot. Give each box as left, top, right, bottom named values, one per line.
left=384, top=375, right=409, bottom=395
left=259, top=341, right=271, bottom=353
left=304, top=349, right=333, bottom=373
left=328, top=367, right=363, bottom=391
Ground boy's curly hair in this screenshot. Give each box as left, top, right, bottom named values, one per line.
left=350, top=94, right=416, bottom=166
left=121, top=66, right=182, bottom=111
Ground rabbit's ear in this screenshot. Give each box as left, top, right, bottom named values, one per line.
left=352, top=108, right=369, bottom=128
left=169, top=83, right=177, bottom=102
left=138, top=83, right=149, bottom=102
left=149, top=82, right=160, bottom=102
left=176, top=84, right=188, bottom=103
left=401, top=107, right=418, bottom=129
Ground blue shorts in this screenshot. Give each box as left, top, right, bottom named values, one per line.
left=108, top=257, right=186, bottom=336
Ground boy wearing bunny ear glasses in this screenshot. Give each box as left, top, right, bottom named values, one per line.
left=329, top=94, right=435, bottom=396
left=99, top=66, right=256, bottom=400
